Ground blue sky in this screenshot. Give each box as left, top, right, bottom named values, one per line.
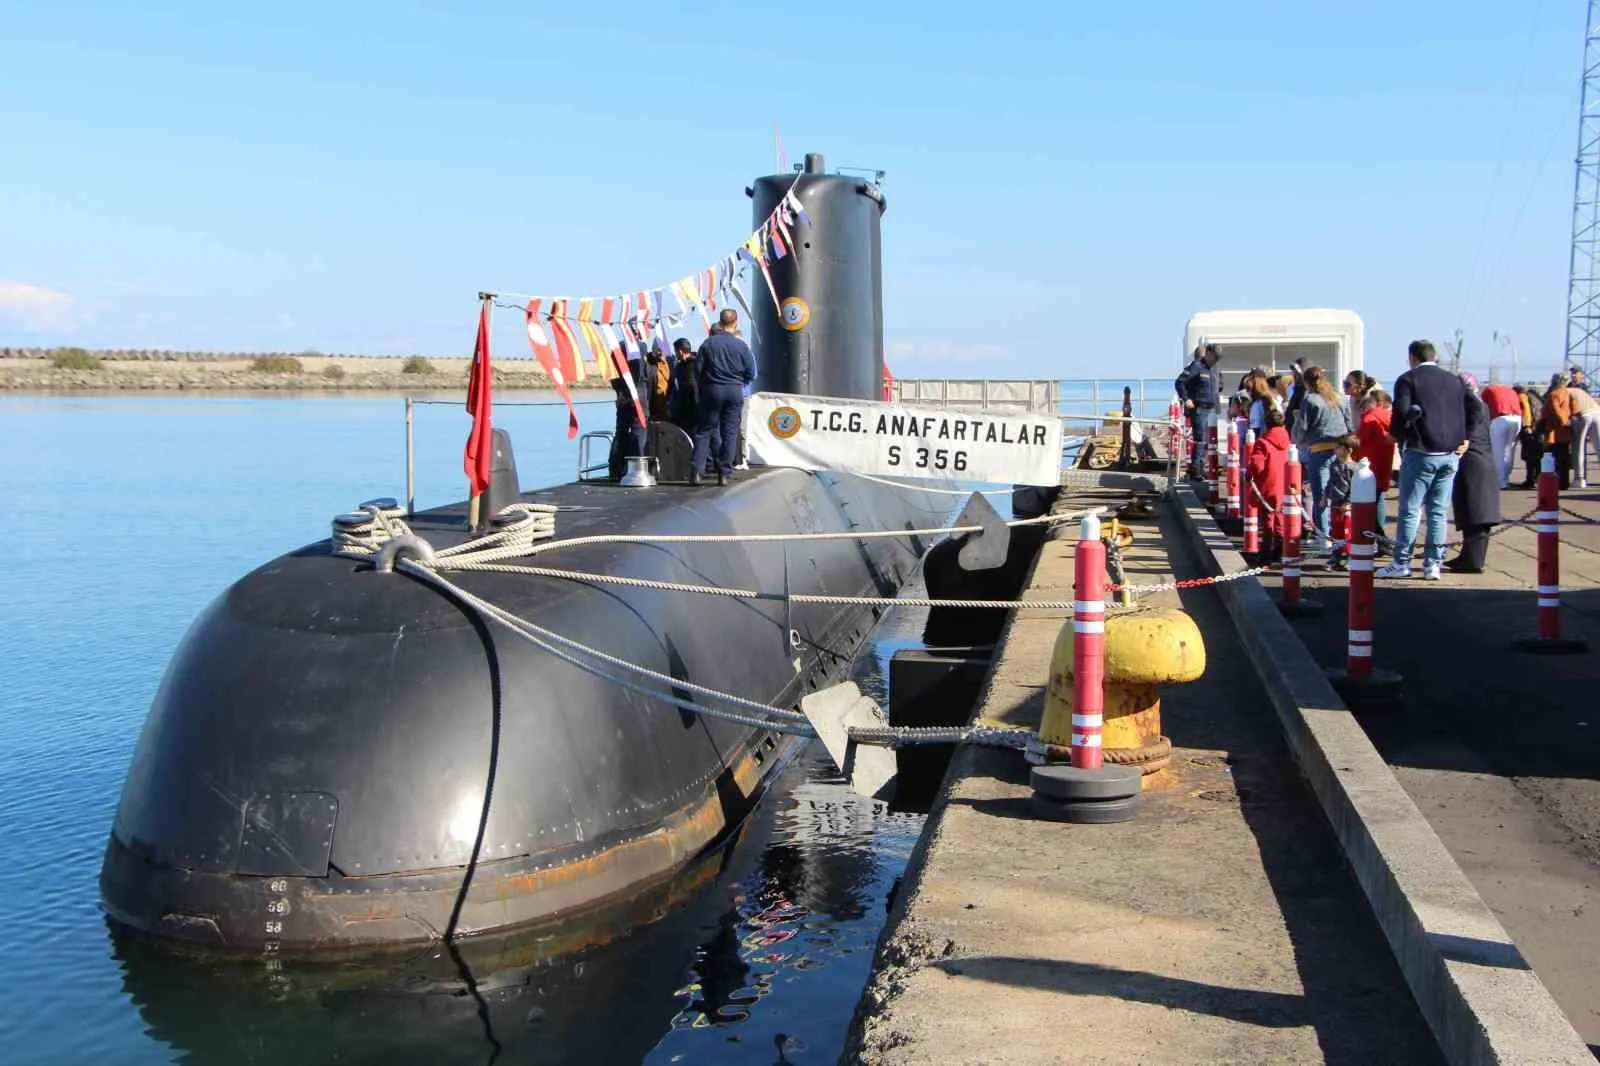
left=0, top=0, right=1585, bottom=382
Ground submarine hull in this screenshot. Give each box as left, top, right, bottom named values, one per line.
left=101, top=468, right=945, bottom=950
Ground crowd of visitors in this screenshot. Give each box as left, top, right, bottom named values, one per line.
left=1181, top=343, right=1598, bottom=581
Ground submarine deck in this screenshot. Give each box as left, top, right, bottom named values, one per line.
left=845, top=488, right=1443, bottom=1064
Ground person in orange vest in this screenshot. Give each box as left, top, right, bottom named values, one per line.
left=644, top=345, right=672, bottom=422
left=1540, top=372, right=1575, bottom=492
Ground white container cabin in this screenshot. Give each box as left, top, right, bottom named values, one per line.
left=1182, top=309, right=1364, bottom=389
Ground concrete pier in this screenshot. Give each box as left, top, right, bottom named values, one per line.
left=1255, top=485, right=1600, bottom=1054
left=844, top=489, right=1440, bottom=1064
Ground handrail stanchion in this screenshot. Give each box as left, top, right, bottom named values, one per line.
left=404, top=395, right=416, bottom=516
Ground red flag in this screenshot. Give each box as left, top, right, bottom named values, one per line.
left=547, top=299, right=584, bottom=382
left=525, top=299, right=579, bottom=439
left=464, top=300, right=494, bottom=497
left=611, top=347, right=647, bottom=428
left=882, top=361, right=895, bottom=402
left=769, top=215, right=788, bottom=259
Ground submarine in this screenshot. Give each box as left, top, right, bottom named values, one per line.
left=99, top=152, right=956, bottom=952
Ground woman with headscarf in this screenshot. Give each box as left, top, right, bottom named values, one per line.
left=1298, top=365, right=1354, bottom=548
left=1446, top=373, right=1501, bottom=573
left=1515, top=384, right=1544, bottom=487
left=1540, top=372, right=1575, bottom=491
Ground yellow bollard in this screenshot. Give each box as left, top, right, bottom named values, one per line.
left=1039, top=606, right=1206, bottom=774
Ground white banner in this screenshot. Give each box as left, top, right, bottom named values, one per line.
left=746, top=392, right=1064, bottom=486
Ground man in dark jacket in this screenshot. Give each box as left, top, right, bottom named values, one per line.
left=691, top=309, right=757, bottom=486
left=669, top=338, right=699, bottom=432
left=607, top=355, right=648, bottom=481
left=1175, top=343, right=1221, bottom=479
left=1378, top=339, right=1477, bottom=580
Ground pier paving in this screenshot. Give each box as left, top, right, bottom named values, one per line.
left=845, top=490, right=1439, bottom=1064
left=1260, top=485, right=1600, bottom=1053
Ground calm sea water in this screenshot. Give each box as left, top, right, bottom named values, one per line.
left=0, top=392, right=931, bottom=1065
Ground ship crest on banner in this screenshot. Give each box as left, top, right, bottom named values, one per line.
left=745, top=393, right=1064, bottom=487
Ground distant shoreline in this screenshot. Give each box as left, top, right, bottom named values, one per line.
left=0, top=352, right=598, bottom=393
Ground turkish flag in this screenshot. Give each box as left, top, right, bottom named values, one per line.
left=882, top=361, right=895, bottom=402
left=464, top=302, right=493, bottom=496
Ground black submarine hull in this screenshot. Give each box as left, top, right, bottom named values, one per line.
left=100, top=468, right=946, bottom=950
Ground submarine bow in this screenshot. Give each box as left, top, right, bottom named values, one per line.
left=100, top=154, right=938, bottom=950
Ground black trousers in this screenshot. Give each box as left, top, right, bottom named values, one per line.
left=1520, top=434, right=1543, bottom=485
left=1456, top=524, right=1491, bottom=571
left=608, top=404, right=646, bottom=480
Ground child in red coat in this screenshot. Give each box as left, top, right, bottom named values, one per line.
left=1247, top=408, right=1291, bottom=558
left=1354, top=390, right=1396, bottom=553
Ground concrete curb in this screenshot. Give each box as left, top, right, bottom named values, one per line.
left=1173, top=484, right=1592, bottom=1065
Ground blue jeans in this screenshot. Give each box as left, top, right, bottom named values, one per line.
left=1393, top=450, right=1459, bottom=569
left=1188, top=407, right=1216, bottom=477
left=692, top=383, right=746, bottom=478
left=1304, top=448, right=1335, bottom=540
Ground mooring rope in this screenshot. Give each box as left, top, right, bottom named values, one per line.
left=329, top=493, right=1101, bottom=583
left=398, top=559, right=1038, bottom=749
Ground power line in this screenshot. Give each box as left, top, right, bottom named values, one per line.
left=1460, top=0, right=1548, bottom=330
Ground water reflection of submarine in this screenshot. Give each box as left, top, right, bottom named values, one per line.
left=98, top=151, right=957, bottom=952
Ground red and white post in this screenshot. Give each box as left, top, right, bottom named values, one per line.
left=1242, top=429, right=1260, bottom=554
left=1345, top=460, right=1377, bottom=676
left=1514, top=453, right=1590, bottom=653
left=1539, top=455, right=1561, bottom=639
left=1072, top=513, right=1107, bottom=770
left=1209, top=417, right=1223, bottom=502
left=1283, top=445, right=1303, bottom=600
left=1226, top=422, right=1242, bottom=518
left=1279, top=444, right=1323, bottom=616
left=1326, top=458, right=1401, bottom=703
left=1168, top=395, right=1184, bottom=480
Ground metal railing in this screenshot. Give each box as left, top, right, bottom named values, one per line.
left=889, top=377, right=1178, bottom=426
left=890, top=378, right=1059, bottom=414
left=893, top=378, right=1184, bottom=487
left=403, top=395, right=614, bottom=514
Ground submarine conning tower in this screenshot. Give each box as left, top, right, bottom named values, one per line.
left=750, top=151, right=886, bottom=402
